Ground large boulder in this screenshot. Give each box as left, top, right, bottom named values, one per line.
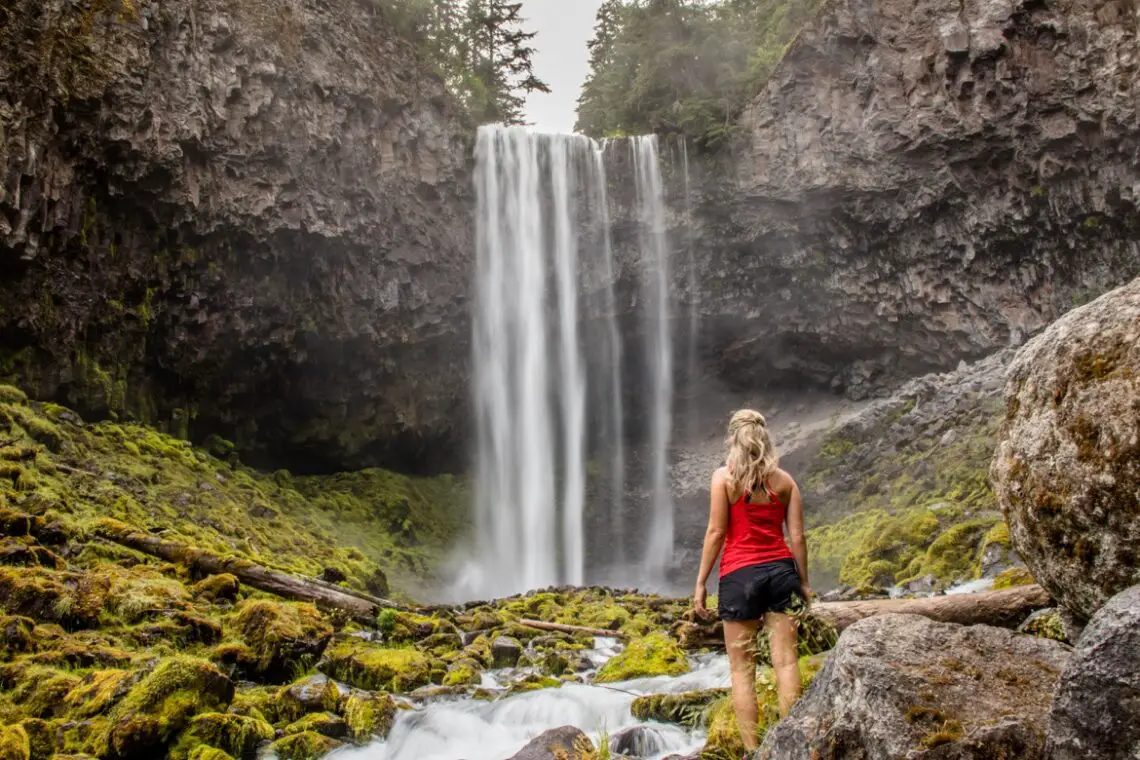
left=991, top=277, right=1140, bottom=620
left=1046, top=585, right=1140, bottom=759
left=756, top=614, right=1070, bottom=759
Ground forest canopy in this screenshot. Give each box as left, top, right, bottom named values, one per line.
left=377, top=0, right=550, bottom=126
left=574, top=0, right=825, bottom=147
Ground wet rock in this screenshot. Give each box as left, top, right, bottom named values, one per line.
left=491, top=636, right=523, bottom=669
left=275, top=675, right=344, bottom=724
left=441, top=658, right=482, bottom=687
left=233, top=601, right=332, bottom=683
left=609, top=726, right=670, bottom=758
left=1046, top=585, right=1140, bottom=759
left=283, top=712, right=349, bottom=741
left=992, top=277, right=1140, bottom=620
left=507, top=726, right=592, bottom=760
left=169, top=712, right=274, bottom=760
left=756, top=614, right=1070, bottom=759
left=268, top=731, right=342, bottom=760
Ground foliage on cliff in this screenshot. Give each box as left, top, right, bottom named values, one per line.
left=0, top=385, right=468, bottom=595
left=575, top=0, right=824, bottom=145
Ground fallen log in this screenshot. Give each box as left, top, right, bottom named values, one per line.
left=519, top=618, right=630, bottom=639
left=674, top=584, right=1054, bottom=650
left=93, top=518, right=396, bottom=626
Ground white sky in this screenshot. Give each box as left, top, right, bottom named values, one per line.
left=522, top=0, right=606, bottom=133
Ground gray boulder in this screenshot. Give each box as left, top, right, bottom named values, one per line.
left=508, top=726, right=592, bottom=760
left=491, top=636, right=523, bottom=669
left=1046, top=585, right=1140, bottom=760
left=756, top=614, right=1071, bottom=759
left=992, top=276, right=1140, bottom=621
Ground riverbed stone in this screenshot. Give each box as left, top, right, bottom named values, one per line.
left=756, top=614, right=1070, bottom=759
left=491, top=636, right=523, bottom=669
left=991, top=276, right=1140, bottom=620
left=507, top=726, right=592, bottom=760
left=1046, top=585, right=1140, bottom=759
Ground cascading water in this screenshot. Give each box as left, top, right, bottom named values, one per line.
left=680, top=139, right=702, bottom=441
left=463, top=126, right=676, bottom=600
left=633, top=136, right=675, bottom=581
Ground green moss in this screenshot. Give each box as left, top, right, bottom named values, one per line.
left=631, top=688, right=728, bottom=728
left=318, top=639, right=431, bottom=693
left=993, top=567, right=1035, bottom=590
left=187, top=748, right=235, bottom=760
left=505, top=674, right=562, bottom=695
left=0, top=724, right=30, bottom=760
left=342, top=692, right=397, bottom=743
left=16, top=718, right=51, bottom=760
left=268, top=731, right=342, bottom=760
left=594, top=633, right=688, bottom=683
left=94, top=656, right=234, bottom=759
left=168, top=712, right=274, bottom=760
left=283, top=712, right=346, bottom=739
left=273, top=677, right=341, bottom=725
left=233, top=600, right=332, bottom=680
left=63, top=670, right=139, bottom=719
left=190, top=574, right=239, bottom=603
left=442, top=658, right=480, bottom=687
left=1020, top=610, right=1067, bottom=642
left=0, top=386, right=28, bottom=405
left=920, top=718, right=964, bottom=749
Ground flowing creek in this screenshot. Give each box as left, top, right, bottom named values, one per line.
left=332, top=638, right=727, bottom=760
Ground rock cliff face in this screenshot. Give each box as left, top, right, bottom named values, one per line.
left=667, top=0, right=1140, bottom=399
left=0, top=0, right=471, bottom=472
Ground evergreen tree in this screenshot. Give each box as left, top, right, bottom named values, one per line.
left=465, top=0, right=550, bottom=125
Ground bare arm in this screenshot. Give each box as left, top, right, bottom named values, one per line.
left=785, top=479, right=810, bottom=596
left=693, top=469, right=730, bottom=616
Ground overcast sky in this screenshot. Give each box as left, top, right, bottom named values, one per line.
left=522, top=0, right=605, bottom=133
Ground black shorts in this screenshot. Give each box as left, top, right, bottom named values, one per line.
left=718, top=558, right=804, bottom=621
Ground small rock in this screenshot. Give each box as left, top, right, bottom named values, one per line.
left=1046, top=585, right=1140, bottom=759
left=491, top=636, right=523, bottom=669
left=609, top=725, right=668, bottom=758
left=508, top=726, right=592, bottom=760
left=320, top=567, right=347, bottom=584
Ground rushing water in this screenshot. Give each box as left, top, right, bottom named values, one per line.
left=331, top=639, right=728, bottom=760
left=463, top=127, right=676, bottom=600
left=632, top=136, right=675, bottom=582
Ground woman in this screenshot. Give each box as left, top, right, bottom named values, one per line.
left=693, top=409, right=810, bottom=753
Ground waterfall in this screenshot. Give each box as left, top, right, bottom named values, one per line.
left=680, top=139, right=701, bottom=440
left=466, top=126, right=675, bottom=599
left=632, top=136, right=674, bottom=581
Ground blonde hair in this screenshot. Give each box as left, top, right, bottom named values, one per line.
left=724, top=409, right=780, bottom=501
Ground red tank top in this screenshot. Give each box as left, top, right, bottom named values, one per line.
left=720, top=481, right=794, bottom=578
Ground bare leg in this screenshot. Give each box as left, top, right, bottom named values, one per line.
left=724, top=619, right=762, bottom=752
left=765, top=611, right=801, bottom=717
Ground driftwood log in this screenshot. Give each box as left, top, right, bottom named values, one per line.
left=674, top=584, right=1054, bottom=649
left=518, top=618, right=630, bottom=639
left=92, top=519, right=399, bottom=625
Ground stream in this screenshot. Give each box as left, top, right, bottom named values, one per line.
left=331, top=638, right=728, bottom=760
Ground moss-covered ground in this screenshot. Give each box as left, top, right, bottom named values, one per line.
left=802, top=391, right=1021, bottom=591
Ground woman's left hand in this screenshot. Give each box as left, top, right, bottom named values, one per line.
left=693, top=584, right=710, bottom=619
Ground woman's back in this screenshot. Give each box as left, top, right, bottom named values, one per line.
left=720, top=469, right=795, bottom=577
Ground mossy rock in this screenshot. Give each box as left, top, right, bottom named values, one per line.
left=233, top=600, right=332, bottom=682
left=0, top=616, right=36, bottom=660
left=993, top=566, right=1035, bottom=590
left=379, top=610, right=456, bottom=644
left=630, top=688, right=728, bottom=728
left=441, top=658, right=481, bottom=687
left=186, top=748, right=235, bottom=760
left=63, top=669, right=141, bottom=719
left=190, top=575, right=239, bottom=604
left=283, top=712, right=348, bottom=741
left=0, top=568, right=101, bottom=629
left=594, top=633, right=689, bottom=683
left=10, top=667, right=82, bottom=720
left=226, top=686, right=279, bottom=724
left=268, top=731, right=342, bottom=760
left=342, top=691, right=397, bottom=743
left=0, top=723, right=29, bottom=760
left=93, top=656, right=234, bottom=759
left=0, top=386, right=28, bottom=405
left=274, top=675, right=343, bottom=725
left=318, top=639, right=430, bottom=694
left=505, top=674, right=562, bottom=696
left=168, top=712, right=274, bottom=760
left=17, top=719, right=52, bottom=760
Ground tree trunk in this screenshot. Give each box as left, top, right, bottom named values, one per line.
left=674, top=585, right=1053, bottom=650
left=92, top=519, right=398, bottom=625
left=518, top=618, right=630, bottom=639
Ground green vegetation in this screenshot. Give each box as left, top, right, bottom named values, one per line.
left=594, top=632, right=689, bottom=682
left=376, top=0, right=549, bottom=124
left=576, top=0, right=825, bottom=147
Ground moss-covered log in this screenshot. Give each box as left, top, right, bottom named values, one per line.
left=675, top=585, right=1053, bottom=649
left=92, top=519, right=394, bottom=625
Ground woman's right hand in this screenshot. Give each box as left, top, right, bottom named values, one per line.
left=693, top=583, right=710, bottom=619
